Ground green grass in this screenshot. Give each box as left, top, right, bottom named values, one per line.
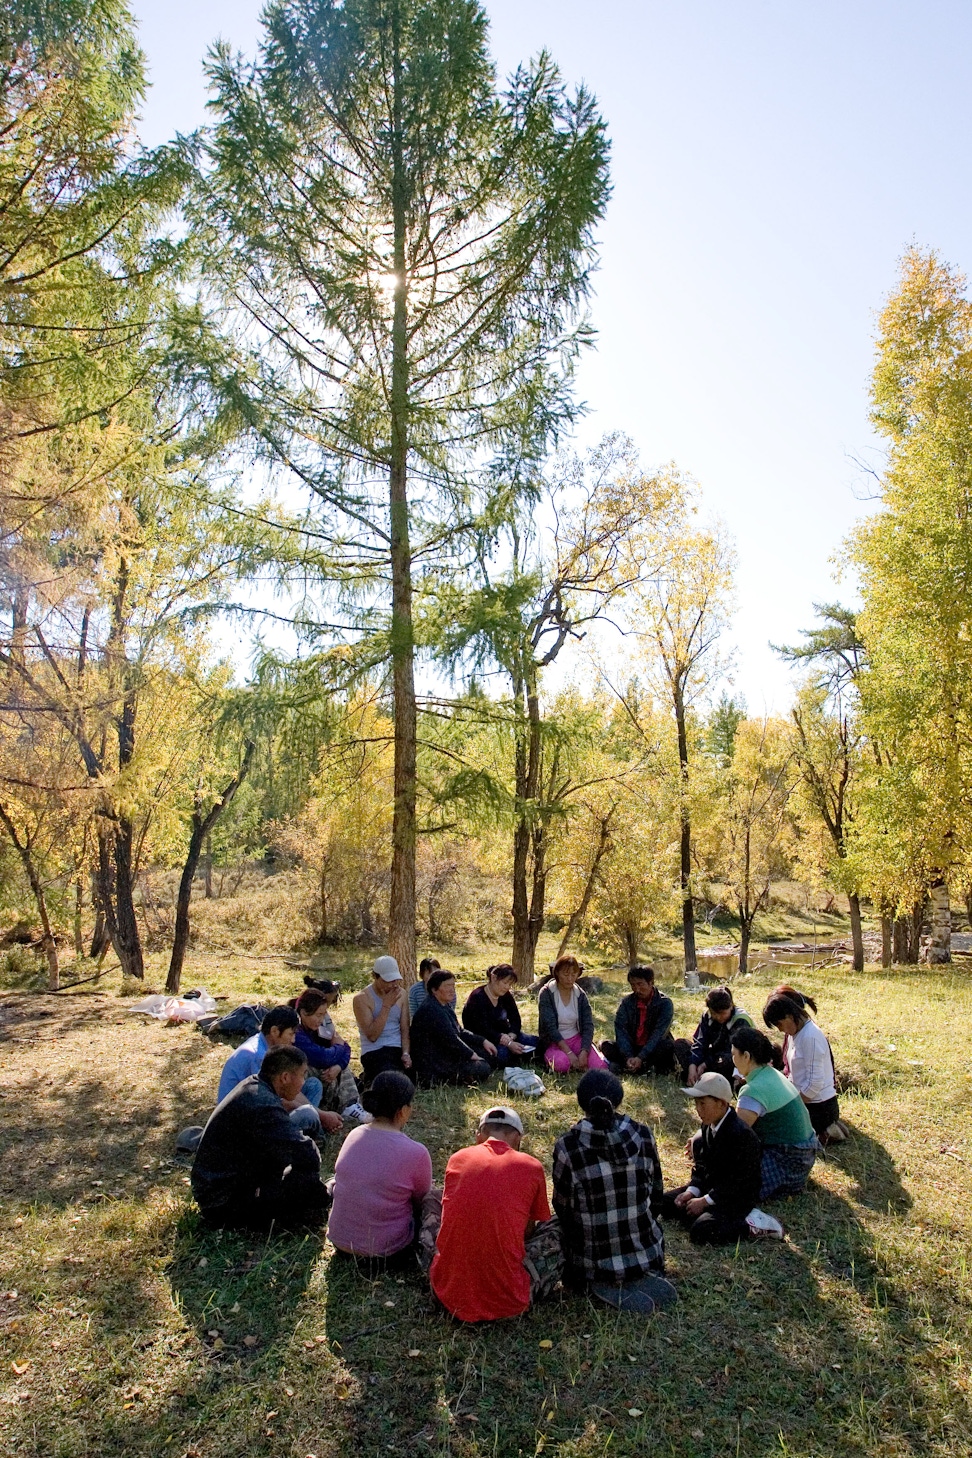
left=2, top=936, right=971, bottom=1458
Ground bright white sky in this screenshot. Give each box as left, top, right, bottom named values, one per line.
left=129, top=0, right=972, bottom=712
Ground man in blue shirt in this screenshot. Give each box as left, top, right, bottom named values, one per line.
left=217, top=1006, right=341, bottom=1135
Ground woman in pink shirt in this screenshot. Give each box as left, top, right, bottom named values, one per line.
left=327, top=1072, right=434, bottom=1269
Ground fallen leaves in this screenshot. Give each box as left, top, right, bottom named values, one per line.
left=11, top=1361, right=29, bottom=1376
left=627, top=1408, right=644, bottom=1418
left=538, top=1339, right=553, bottom=1350
left=407, top=1349, right=422, bottom=1359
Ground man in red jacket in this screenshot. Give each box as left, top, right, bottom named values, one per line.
left=429, top=1106, right=562, bottom=1321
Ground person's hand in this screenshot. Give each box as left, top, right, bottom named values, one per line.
left=500, top=1034, right=513, bottom=1047
left=509, top=1041, right=528, bottom=1055
left=626, top=1056, right=642, bottom=1072
left=381, top=987, right=400, bottom=1009
left=483, top=1040, right=497, bottom=1057
left=685, top=1196, right=709, bottom=1218
left=280, top=1096, right=299, bottom=1112
left=319, top=1110, right=343, bottom=1133
left=401, top=1051, right=412, bottom=1069
left=674, top=1189, right=693, bottom=1209
left=566, top=1050, right=581, bottom=1071
left=323, top=1065, right=340, bottom=1084
left=684, top=1137, right=695, bottom=1159
left=576, top=1049, right=589, bottom=1071
left=687, top=1064, right=701, bottom=1087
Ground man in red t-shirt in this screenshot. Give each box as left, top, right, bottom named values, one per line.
left=430, top=1106, right=562, bottom=1321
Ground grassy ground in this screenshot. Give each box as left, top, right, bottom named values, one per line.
left=1, top=936, right=971, bottom=1458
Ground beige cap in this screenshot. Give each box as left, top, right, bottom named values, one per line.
left=681, top=1071, right=734, bottom=1102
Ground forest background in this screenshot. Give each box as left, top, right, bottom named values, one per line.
left=3, top=0, right=972, bottom=997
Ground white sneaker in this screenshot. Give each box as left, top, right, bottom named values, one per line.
left=342, top=1102, right=373, bottom=1123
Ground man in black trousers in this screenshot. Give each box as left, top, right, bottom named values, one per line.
left=191, top=1045, right=331, bottom=1231
left=662, top=1072, right=762, bottom=1245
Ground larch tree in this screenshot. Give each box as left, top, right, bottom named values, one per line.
left=193, top=0, right=610, bottom=980
left=853, top=249, right=972, bottom=964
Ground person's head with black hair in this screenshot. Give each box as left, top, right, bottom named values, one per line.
left=576, top=1069, right=625, bottom=1131
left=303, top=974, right=341, bottom=1005
left=487, top=962, right=517, bottom=993
left=362, top=1071, right=415, bottom=1128
left=772, top=982, right=818, bottom=1015
left=729, top=1023, right=775, bottom=1078
left=261, top=1044, right=309, bottom=1102
left=418, top=957, right=441, bottom=983
left=427, top=969, right=456, bottom=1004
left=705, top=985, right=735, bottom=1021
left=260, top=1005, right=300, bottom=1047
left=295, top=986, right=328, bottom=1032
left=552, top=953, right=583, bottom=992
left=762, top=993, right=810, bottom=1035
left=627, top=964, right=656, bottom=999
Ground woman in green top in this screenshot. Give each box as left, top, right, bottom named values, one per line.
left=730, top=1025, right=816, bottom=1199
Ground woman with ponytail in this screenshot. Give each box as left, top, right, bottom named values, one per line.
left=327, top=1072, right=436, bottom=1269
left=552, top=1071, right=676, bottom=1311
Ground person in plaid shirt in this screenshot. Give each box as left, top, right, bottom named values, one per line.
left=552, top=1070, right=670, bottom=1295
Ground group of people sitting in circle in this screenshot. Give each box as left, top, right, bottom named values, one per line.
left=190, top=951, right=846, bottom=1320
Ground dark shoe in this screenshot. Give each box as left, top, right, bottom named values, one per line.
left=591, top=1274, right=678, bottom=1314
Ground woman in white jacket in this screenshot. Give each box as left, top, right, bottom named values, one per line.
left=762, top=989, right=846, bottom=1144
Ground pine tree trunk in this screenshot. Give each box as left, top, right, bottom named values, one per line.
left=113, top=815, right=144, bottom=981
left=74, top=876, right=84, bottom=958
left=675, top=687, right=697, bottom=972
left=0, top=804, right=59, bottom=990
left=204, top=834, right=213, bottom=899
left=166, top=821, right=205, bottom=994
left=848, top=892, right=864, bottom=971
left=511, top=816, right=531, bottom=981
left=386, top=8, right=416, bottom=985
left=557, top=813, right=613, bottom=958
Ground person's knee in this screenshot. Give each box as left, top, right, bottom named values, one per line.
left=472, top=1058, right=491, bottom=1082
left=302, top=1076, right=323, bottom=1107
left=290, top=1106, right=321, bottom=1135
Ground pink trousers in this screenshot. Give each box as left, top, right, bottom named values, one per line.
left=544, top=1035, right=609, bottom=1074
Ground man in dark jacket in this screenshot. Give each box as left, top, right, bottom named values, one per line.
left=191, top=1046, right=330, bottom=1231
left=662, top=1072, right=762, bottom=1244
left=410, top=971, right=492, bottom=1086
left=600, top=965, right=677, bottom=1075
left=673, top=985, right=754, bottom=1083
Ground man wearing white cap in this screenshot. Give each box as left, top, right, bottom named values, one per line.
left=662, top=1071, right=762, bottom=1245
left=353, top=955, right=412, bottom=1086
left=429, top=1105, right=563, bottom=1321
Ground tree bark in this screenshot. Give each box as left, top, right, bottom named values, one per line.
left=892, top=915, right=908, bottom=965
left=848, top=892, right=864, bottom=972
left=511, top=668, right=544, bottom=982
left=675, top=686, right=697, bottom=972
left=0, top=803, right=59, bottom=989
left=880, top=913, right=892, bottom=969
left=925, top=878, right=951, bottom=964
left=204, top=834, right=213, bottom=899
left=557, top=812, right=614, bottom=959
left=739, top=917, right=752, bottom=974
left=166, top=747, right=254, bottom=994
left=386, top=6, right=417, bottom=986
left=112, top=814, right=144, bottom=981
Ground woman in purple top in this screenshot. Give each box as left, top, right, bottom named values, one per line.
left=327, top=1072, right=435, bottom=1268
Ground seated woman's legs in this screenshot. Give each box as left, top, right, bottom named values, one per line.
left=545, top=1036, right=608, bottom=1073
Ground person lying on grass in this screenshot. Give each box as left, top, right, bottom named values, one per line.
left=410, top=971, right=493, bottom=1086
left=216, top=1004, right=340, bottom=1138
left=327, top=1072, right=439, bottom=1271
left=462, top=963, right=540, bottom=1067
left=662, top=1071, right=763, bottom=1244
left=294, top=986, right=370, bottom=1124
left=429, top=1105, right=563, bottom=1321
left=730, top=1025, right=817, bottom=1199
left=353, top=955, right=412, bottom=1086
left=673, top=984, right=754, bottom=1085
left=552, top=1071, right=675, bottom=1312
left=763, top=989, right=846, bottom=1144
left=538, top=955, right=609, bottom=1074
left=192, top=1045, right=331, bottom=1232
left=600, top=964, right=677, bottom=1075
left=408, top=956, right=442, bottom=1018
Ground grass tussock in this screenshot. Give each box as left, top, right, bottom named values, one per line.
left=1, top=942, right=971, bottom=1458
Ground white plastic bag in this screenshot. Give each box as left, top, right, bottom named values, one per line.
left=128, top=990, right=217, bottom=1022
left=503, top=1067, right=546, bottom=1098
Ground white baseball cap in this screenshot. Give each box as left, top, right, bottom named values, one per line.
left=373, top=955, right=402, bottom=981
left=478, top=1104, right=524, bottom=1135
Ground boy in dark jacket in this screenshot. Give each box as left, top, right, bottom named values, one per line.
left=673, top=985, right=754, bottom=1083
left=600, top=965, right=677, bottom=1075
left=662, top=1072, right=761, bottom=1244
left=191, top=1046, right=331, bottom=1231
